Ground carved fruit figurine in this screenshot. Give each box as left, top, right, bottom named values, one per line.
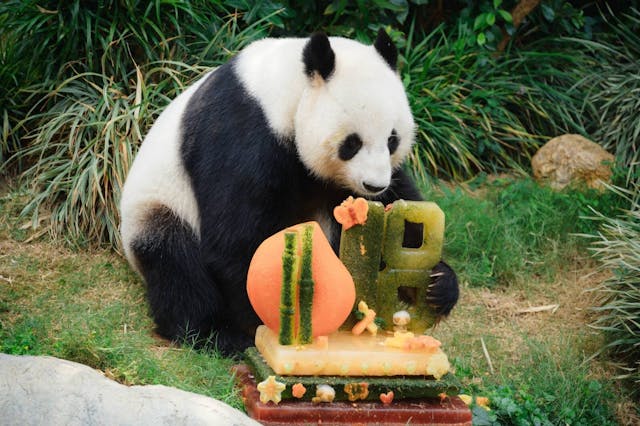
left=247, top=221, right=356, bottom=338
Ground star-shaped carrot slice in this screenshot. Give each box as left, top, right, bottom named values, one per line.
left=476, top=396, right=491, bottom=410
left=333, top=196, right=368, bottom=230
left=257, top=375, right=286, bottom=404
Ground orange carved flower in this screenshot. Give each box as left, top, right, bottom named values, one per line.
left=292, top=383, right=307, bottom=399
left=476, top=396, right=491, bottom=410
left=333, top=196, right=368, bottom=230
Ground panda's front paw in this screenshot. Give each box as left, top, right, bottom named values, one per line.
left=427, top=261, right=459, bottom=322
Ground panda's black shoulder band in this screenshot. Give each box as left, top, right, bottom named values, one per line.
left=303, top=32, right=335, bottom=81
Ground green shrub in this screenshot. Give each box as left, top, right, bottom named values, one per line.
left=586, top=184, right=640, bottom=394
left=1, top=0, right=235, bottom=161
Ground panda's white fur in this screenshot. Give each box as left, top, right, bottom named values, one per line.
left=236, top=36, right=414, bottom=196
left=119, top=31, right=457, bottom=354
left=120, top=75, right=209, bottom=271
left=122, top=35, right=414, bottom=260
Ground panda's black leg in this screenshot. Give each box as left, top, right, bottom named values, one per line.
left=130, top=206, right=252, bottom=355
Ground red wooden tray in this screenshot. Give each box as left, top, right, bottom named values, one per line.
left=235, top=364, right=472, bottom=426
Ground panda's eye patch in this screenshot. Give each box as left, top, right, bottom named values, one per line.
left=338, top=133, right=363, bottom=161
left=388, top=129, right=399, bottom=154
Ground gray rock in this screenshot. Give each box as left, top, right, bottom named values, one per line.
left=0, top=354, right=260, bottom=426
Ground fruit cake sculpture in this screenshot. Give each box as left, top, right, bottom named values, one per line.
left=240, top=197, right=471, bottom=424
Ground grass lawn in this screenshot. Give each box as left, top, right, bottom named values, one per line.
left=1, top=176, right=638, bottom=424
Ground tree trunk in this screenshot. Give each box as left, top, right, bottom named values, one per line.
left=497, top=0, right=542, bottom=52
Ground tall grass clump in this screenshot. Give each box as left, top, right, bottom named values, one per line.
left=1, top=0, right=225, bottom=161
left=579, top=8, right=640, bottom=185
left=0, top=1, right=273, bottom=247
left=17, top=64, right=208, bottom=246
left=586, top=185, right=640, bottom=394
left=402, top=22, right=591, bottom=181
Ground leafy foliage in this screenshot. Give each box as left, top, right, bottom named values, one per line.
left=224, top=0, right=430, bottom=41
left=460, top=0, right=514, bottom=50
left=456, top=338, right=617, bottom=426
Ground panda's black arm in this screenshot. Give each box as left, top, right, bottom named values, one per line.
left=377, top=167, right=460, bottom=319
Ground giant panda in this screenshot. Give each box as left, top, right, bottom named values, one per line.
left=120, top=29, right=459, bottom=355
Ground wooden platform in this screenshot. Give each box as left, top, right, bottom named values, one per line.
left=235, top=364, right=472, bottom=426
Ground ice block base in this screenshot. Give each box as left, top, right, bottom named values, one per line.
left=235, top=364, right=472, bottom=425
left=255, top=325, right=450, bottom=378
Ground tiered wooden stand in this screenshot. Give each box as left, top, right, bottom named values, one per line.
left=235, top=363, right=472, bottom=425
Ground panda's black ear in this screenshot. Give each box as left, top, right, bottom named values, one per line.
left=374, top=28, right=397, bottom=71
left=303, top=32, right=335, bottom=81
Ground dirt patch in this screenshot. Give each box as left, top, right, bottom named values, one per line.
left=616, top=400, right=640, bottom=426
left=436, top=255, right=612, bottom=373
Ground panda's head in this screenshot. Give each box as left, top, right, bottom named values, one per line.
left=294, top=30, right=415, bottom=197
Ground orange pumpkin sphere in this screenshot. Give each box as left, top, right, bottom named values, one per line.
left=246, top=221, right=355, bottom=337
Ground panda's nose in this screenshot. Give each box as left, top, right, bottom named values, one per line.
left=363, top=182, right=387, bottom=194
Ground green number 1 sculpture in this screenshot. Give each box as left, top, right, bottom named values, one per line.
left=338, top=200, right=445, bottom=333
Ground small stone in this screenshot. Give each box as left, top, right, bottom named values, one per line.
left=531, top=134, right=614, bottom=191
